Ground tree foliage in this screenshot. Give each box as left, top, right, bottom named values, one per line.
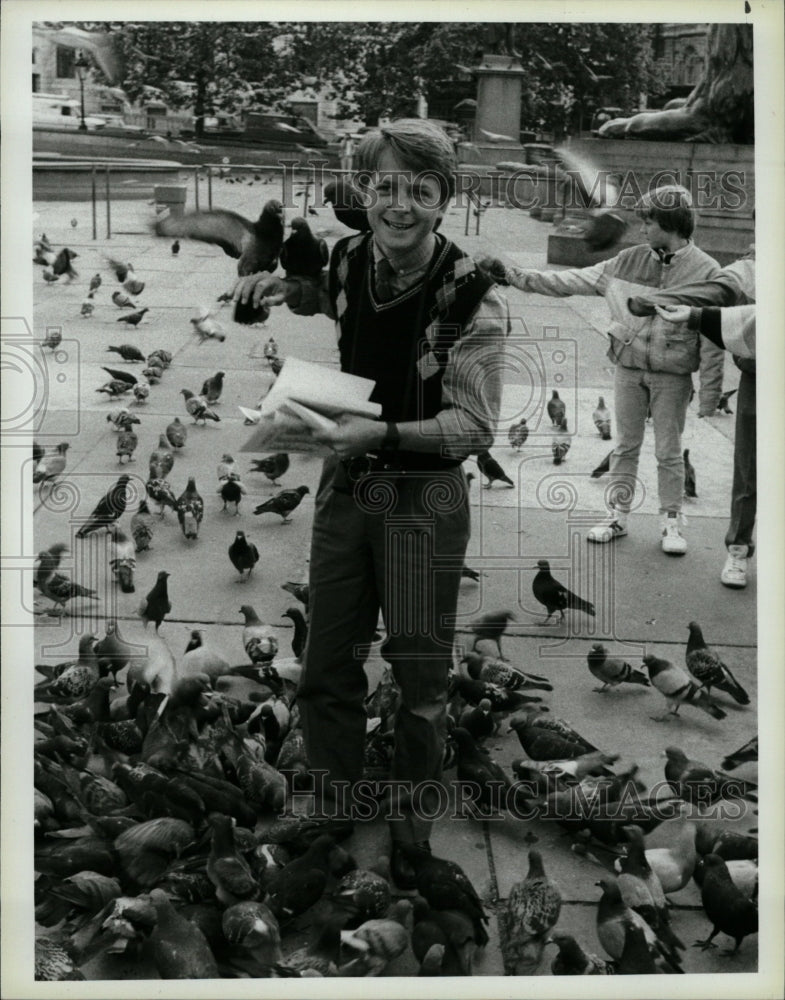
left=60, top=19, right=656, bottom=134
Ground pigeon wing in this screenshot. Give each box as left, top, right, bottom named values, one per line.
left=155, top=210, right=255, bottom=260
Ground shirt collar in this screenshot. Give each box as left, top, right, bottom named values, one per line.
left=652, top=240, right=692, bottom=265
left=372, top=233, right=437, bottom=276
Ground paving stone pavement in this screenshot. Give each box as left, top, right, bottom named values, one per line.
left=21, top=171, right=765, bottom=987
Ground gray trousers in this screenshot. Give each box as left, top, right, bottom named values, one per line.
left=297, top=457, right=470, bottom=843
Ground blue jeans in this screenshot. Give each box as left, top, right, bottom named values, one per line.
left=608, top=365, right=692, bottom=515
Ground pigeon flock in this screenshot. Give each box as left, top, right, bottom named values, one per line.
left=30, top=185, right=756, bottom=981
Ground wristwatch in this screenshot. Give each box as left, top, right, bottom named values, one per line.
left=381, top=422, right=400, bottom=451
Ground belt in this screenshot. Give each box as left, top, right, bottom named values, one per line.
left=335, top=451, right=464, bottom=492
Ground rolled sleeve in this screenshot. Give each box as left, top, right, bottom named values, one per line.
left=435, top=287, right=510, bottom=455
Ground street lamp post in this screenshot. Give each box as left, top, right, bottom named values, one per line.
left=75, top=53, right=89, bottom=131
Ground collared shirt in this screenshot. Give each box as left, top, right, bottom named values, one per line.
left=372, top=235, right=436, bottom=296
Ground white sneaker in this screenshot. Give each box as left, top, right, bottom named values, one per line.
left=661, top=512, right=687, bottom=555
left=721, top=545, right=748, bottom=588
left=588, top=507, right=628, bottom=543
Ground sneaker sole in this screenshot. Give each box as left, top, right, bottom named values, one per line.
left=721, top=578, right=747, bottom=588
left=587, top=530, right=627, bottom=544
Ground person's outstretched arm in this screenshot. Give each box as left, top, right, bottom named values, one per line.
left=477, top=256, right=610, bottom=297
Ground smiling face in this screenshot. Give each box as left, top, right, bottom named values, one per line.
left=363, top=148, right=446, bottom=258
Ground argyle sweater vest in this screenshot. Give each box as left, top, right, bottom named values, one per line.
left=328, top=233, right=493, bottom=429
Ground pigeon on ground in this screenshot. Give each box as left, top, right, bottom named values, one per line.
left=587, top=643, right=650, bottom=692
left=177, top=477, right=204, bottom=540
left=462, top=651, right=553, bottom=693
left=263, top=337, right=278, bottom=359
left=721, top=736, right=757, bottom=771
left=42, top=269, right=59, bottom=285
left=592, top=397, right=612, bottom=439
left=165, top=417, right=187, bottom=450
left=101, top=366, right=137, bottom=386
left=254, top=486, right=310, bottom=523
left=81, top=293, right=96, bottom=317
left=34, top=542, right=69, bottom=594
left=52, top=248, right=79, bottom=280
left=146, top=478, right=178, bottom=516
left=155, top=198, right=285, bottom=276
left=89, top=273, right=102, bottom=292
left=643, top=655, right=727, bottom=721
left=147, top=888, right=219, bottom=979
left=96, top=379, right=133, bottom=399
left=149, top=436, right=174, bottom=479
left=458, top=698, right=494, bottom=743
left=130, top=499, right=155, bottom=552
left=207, top=814, right=260, bottom=906
left=220, top=477, right=245, bottom=515
left=717, top=388, right=737, bottom=414
left=411, top=898, right=476, bottom=975
left=33, top=442, right=70, bottom=484
left=116, top=307, right=149, bottom=326
left=476, top=450, right=514, bottom=488
left=142, top=364, right=163, bottom=384
left=617, top=825, right=684, bottom=962
left=249, top=453, right=290, bottom=486
left=504, top=850, right=562, bottom=975
left=280, top=217, right=329, bottom=277
left=395, top=845, right=489, bottom=947
left=663, top=747, right=756, bottom=806
left=470, top=610, right=515, bottom=660
left=75, top=476, right=130, bottom=538
left=111, top=290, right=136, bottom=308
left=551, top=418, right=570, bottom=464
left=41, top=328, right=62, bottom=351
left=180, top=389, right=220, bottom=424
left=683, top=449, right=697, bottom=498
left=281, top=608, right=308, bottom=659
left=37, top=568, right=99, bottom=614
left=132, top=382, right=150, bottom=404
left=107, top=344, right=145, bottom=362
left=695, top=854, right=757, bottom=954
left=228, top=531, right=259, bottom=579
left=452, top=726, right=512, bottom=813
left=190, top=310, right=227, bottom=343
left=106, top=258, right=132, bottom=283
left=116, top=429, right=138, bottom=464
left=635, top=816, right=697, bottom=894
left=549, top=932, right=613, bottom=975
left=147, top=349, right=172, bottom=369
left=507, top=706, right=599, bottom=761
left=171, top=240, right=180, bottom=255
left=201, top=371, right=225, bottom=404
left=106, top=408, right=139, bottom=432
left=240, top=605, right=278, bottom=664
left=595, top=878, right=683, bottom=972
left=547, top=390, right=566, bottom=426
left=591, top=449, right=613, bottom=478
left=508, top=419, right=528, bottom=450
left=123, top=276, right=145, bottom=296
left=281, top=581, right=309, bottom=613
left=216, top=454, right=237, bottom=484
left=138, top=571, right=171, bottom=631
left=693, top=857, right=758, bottom=900
left=323, top=177, right=371, bottom=232
left=532, top=559, right=595, bottom=625
left=616, top=921, right=660, bottom=974
left=686, top=621, right=749, bottom=705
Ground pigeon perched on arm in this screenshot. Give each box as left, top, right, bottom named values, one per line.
left=643, top=654, right=727, bottom=721
left=323, top=177, right=371, bottom=232
left=177, top=477, right=204, bottom=540
left=547, top=390, right=566, bottom=426
left=685, top=621, right=749, bottom=705
left=228, top=531, right=259, bottom=579
left=280, top=217, right=329, bottom=278
left=180, top=389, right=220, bottom=424
left=587, top=643, right=650, bottom=692
left=75, top=476, right=131, bottom=538
left=592, top=397, right=612, bottom=440
left=476, top=450, right=514, bottom=488
left=532, top=560, right=595, bottom=625
left=254, top=485, right=309, bottom=523
left=155, top=198, right=285, bottom=276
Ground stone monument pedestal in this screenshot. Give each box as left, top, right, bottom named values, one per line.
left=456, top=54, right=526, bottom=168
